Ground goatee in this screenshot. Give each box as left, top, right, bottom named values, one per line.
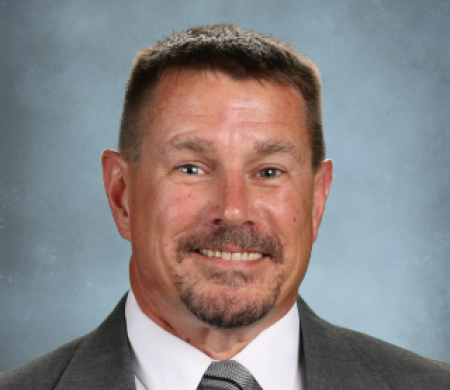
left=172, top=226, right=284, bottom=328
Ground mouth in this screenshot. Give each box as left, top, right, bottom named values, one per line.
left=195, top=249, right=266, bottom=261
left=176, top=226, right=283, bottom=264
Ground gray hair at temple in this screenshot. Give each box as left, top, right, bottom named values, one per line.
left=119, top=24, right=325, bottom=172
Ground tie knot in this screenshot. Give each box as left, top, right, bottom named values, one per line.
left=198, top=360, right=256, bottom=390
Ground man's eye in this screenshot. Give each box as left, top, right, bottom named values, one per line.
left=179, top=165, right=204, bottom=175
left=258, top=168, right=281, bottom=178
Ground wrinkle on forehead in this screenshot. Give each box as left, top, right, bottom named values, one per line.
left=153, top=70, right=306, bottom=127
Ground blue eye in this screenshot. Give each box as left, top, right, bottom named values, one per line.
left=258, top=168, right=281, bottom=178
left=179, top=165, right=204, bottom=175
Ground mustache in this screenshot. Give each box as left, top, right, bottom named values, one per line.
left=176, top=226, right=284, bottom=264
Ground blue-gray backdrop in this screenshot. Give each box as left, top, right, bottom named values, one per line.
left=1, top=0, right=449, bottom=373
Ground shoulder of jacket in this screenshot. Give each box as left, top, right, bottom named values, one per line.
left=0, top=336, right=85, bottom=390
left=335, top=324, right=450, bottom=387
left=297, top=296, right=450, bottom=388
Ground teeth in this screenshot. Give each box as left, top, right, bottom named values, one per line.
left=231, top=253, right=240, bottom=260
left=222, top=252, right=232, bottom=260
left=197, top=250, right=264, bottom=261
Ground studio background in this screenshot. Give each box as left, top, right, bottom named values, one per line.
left=1, top=0, right=449, bottom=373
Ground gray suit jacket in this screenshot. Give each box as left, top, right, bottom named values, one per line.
left=1, top=294, right=449, bottom=389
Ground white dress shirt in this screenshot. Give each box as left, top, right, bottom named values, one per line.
left=125, top=290, right=303, bottom=390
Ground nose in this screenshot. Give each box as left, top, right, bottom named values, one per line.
left=206, top=170, right=254, bottom=227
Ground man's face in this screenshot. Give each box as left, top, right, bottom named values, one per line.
left=111, top=70, right=332, bottom=330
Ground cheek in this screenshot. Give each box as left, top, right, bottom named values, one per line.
left=149, top=184, right=207, bottom=236
left=258, top=187, right=313, bottom=233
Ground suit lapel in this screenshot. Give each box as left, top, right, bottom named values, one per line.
left=55, top=294, right=136, bottom=390
left=297, top=296, right=391, bottom=390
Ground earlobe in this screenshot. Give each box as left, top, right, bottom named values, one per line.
left=101, top=149, right=132, bottom=241
left=313, top=159, right=333, bottom=242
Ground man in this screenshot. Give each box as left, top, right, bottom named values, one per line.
left=1, top=24, right=449, bottom=390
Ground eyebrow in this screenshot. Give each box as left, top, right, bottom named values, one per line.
left=254, top=141, right=301, bottom=162
left=166, top=136, right=300, bottom=161
left=167, top=136, right=216, bottom=153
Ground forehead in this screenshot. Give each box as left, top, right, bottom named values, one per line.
left=154, top=69, right=305, bottom=119
left=141, top=69, right=310, bottom=159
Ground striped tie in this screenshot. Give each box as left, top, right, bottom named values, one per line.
left=197, top=360, right=256, bottom=390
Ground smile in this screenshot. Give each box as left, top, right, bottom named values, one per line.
left=197, top=249, right=264, bottom=261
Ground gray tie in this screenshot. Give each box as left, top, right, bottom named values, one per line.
left=197, top=360, right=256, bottom=390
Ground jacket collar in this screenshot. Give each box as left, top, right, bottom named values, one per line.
left=55, top=294, right=135, bottom=390
left=55, top=293, right=391, bottom=390
left=297, top=296, right=391, bottom=390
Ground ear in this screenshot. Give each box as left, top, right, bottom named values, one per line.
left=101, top=149, right=132, bottom=241
left=313, top=159, right=333, bottom=242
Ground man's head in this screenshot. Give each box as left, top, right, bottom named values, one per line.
left=102, top=25, right=332, bottom=350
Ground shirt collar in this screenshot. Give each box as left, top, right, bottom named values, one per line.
left=125, top=290, right=300, bottom=390
left=233, top=300, right=300, bottom=390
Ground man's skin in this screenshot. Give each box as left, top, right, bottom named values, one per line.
left=101, top=69, right=333, bottom=360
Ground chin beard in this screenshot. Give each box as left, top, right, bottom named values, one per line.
left=172, top=226, right=284, bottom=329
left=177, top=276, right=282, bottom=329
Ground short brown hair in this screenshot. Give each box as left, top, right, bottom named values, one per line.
left=119, top=24, right=325, bottom=171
